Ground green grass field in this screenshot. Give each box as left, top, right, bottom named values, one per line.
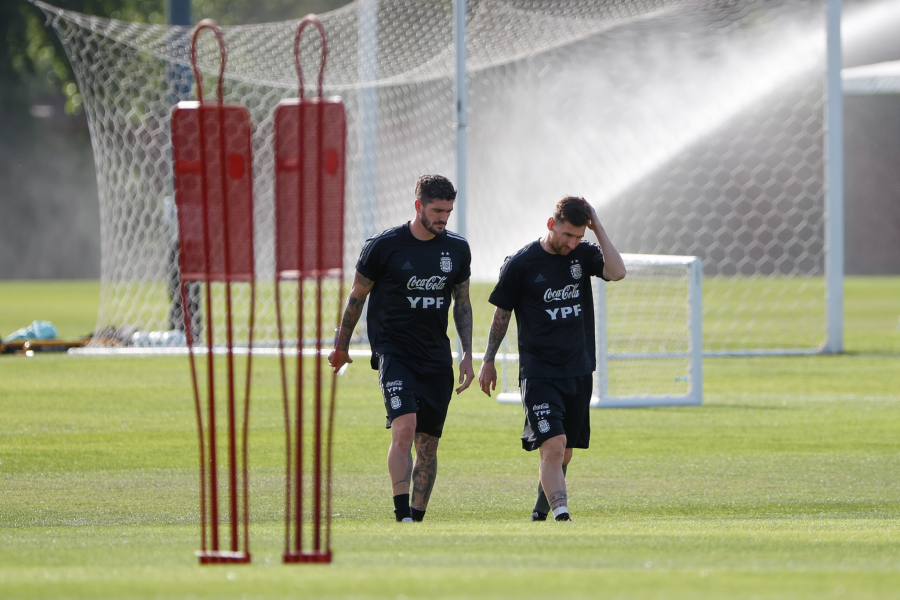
left=1, top=278, right=899, bottom=599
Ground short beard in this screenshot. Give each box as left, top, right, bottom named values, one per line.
left=420, top=213, right=446, bottom=236
left=549, top=236, right=571, bottom=255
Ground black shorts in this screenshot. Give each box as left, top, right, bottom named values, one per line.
left=520, top=375, right=593, bottom=451
left=377, top=354, right=454, bottom=438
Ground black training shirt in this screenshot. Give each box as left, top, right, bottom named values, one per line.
left=357, top=223, right=471, bottom=374
left=489, top=240, right=606, bottom=379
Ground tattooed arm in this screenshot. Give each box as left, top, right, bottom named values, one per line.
left=477, top=307, right=512, bottom=397
left=327, top=270, right=375, bottom=373
left=452, top=279, right=475, bottom=394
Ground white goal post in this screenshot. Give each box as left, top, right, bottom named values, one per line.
left=495, top=254, right=702, bottom=409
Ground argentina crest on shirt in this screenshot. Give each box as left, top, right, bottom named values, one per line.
left=570, top=259, right=582, bottom=280
left=440, top=251, right=452, bottom=273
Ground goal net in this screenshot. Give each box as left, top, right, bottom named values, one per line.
left=495, top=254, right=702, bottom=408
left=38, top=0, right=829, bottom=358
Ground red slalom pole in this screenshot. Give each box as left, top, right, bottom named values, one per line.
left=325, top=278, right=344, bottom=552
left=172, top=19, right=254, bottom=564
left=275, top=13, right=344, bottom=564
left=313, top=70, right=326, bottom=552
left=295, top=279, right=304, bottom=555
left=242, top=274, right=255, bottom=558
left=192, top=23, right=220, bottom=554
left=182, top=281, right=207, bottom=554
left=274, top=280, right=292, bottom=555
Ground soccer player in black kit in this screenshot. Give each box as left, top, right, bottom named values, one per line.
left=328, top=174, right=474, bottom=523
left=477, top=197, right=626, bottom=521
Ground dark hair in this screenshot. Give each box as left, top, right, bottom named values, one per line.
left=553, top=196, right=591, bottom=227
left=415, top=174, right=457, bottom=204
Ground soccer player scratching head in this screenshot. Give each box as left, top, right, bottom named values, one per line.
left=328, top=174, right=474, bottom=524
left=477, top=196, right=626, bottom=522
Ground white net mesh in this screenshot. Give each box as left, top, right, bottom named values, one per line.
left=496, top=254, right=700, bottom=403
left=602, top=257, right=697, bottom=399
left=38, top=0, right=828, bottom=354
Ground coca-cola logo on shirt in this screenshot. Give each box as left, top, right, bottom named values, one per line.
left=543, top=284, right=580, bottom=302
left=407, top=276, right=447, bottom=291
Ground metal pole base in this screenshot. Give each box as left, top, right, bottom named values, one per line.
left=283, top=550, right=332, bottom=563
left=196, top=551, right=251, bottom=564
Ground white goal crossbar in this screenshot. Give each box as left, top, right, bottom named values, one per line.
left=496, top=254, right=702, bottom=409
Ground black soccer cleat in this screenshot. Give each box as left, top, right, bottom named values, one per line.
left=531, top=510, right=548, bottom=521
left=554, top=512, right=572, bottom=521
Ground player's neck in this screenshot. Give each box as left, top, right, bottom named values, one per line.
left=539, top=234, right=557, bottom=255
left=409, top=219, right=436, bottom=241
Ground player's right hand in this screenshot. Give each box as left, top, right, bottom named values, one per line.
left=586, top=201, right=602, bottom=231
left=328, top=349, right=352, bottom=374
left=477, top=361, right=497, bottom=397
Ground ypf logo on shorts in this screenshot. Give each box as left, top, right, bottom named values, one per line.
left=390, top=396, right=402, bottom=410
left=533, top=403, right=552, bottom=417
left=537, top=419, right=550, bottom=434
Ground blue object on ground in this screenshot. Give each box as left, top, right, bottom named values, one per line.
left=2, top=321, right=58, bottom=343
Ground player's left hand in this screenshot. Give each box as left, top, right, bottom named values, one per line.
left=456, top=354, right=475, bottom=394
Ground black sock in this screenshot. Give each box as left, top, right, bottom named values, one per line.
left=534, top=464, right=567, bottom=515
left=410, top=507, right=426, bottom=522
left=393, top=493, right=411, bottom=521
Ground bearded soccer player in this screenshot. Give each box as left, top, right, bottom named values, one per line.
left=328, top=174, right=474, bottom=523
left=477, top=197, right=626, bottom=521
